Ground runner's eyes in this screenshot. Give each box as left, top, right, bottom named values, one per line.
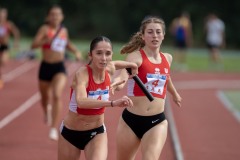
left=147, top=30, right=162, bottom=35
left=95, top=51, right=112, bottom=55
left=106, top=51, right=112, bottom=56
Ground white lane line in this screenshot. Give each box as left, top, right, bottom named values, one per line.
left=2, top=62, right=36, bottom=82
left=217, top=91, right=240, bottom=123
left=0, top=62, right=80, bottom=130
left=0, top=93, right=40, bottom=129
left=166, top=98, right=184, bottom=160
left=175, top=80, right=240, bottom=90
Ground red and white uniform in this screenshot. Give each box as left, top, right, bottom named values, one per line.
left=127, top=49, right=170, bottom=99
left=42, top=26, right=67, bottom=53
left=69, top=65, right=111, bottom=115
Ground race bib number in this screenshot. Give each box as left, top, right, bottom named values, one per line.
left=51, top=37, right=67, bottom=53
left=88, top=89, right=109, bottom=101
left=145, top=73, right=167, bottom=95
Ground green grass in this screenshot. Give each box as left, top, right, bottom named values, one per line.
left=9, top=38, right=240, bottom=73
left=110, top=44, right=240, bottom=72
left=9, top=38, right=240, bottom=113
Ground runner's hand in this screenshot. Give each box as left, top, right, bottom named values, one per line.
left=75, top=51, right=82, bottom=61
left=173, top=93, right=182, bottom=107
left=112, top=96, right=133, bottom=107
left=110, top=80, right=125, bottom=95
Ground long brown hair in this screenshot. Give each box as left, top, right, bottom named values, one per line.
left=120, top=16, right=165, bottom=54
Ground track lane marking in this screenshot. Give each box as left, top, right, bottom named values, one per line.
left=166, top=98, right=184, bottom=160
left=0, top=62, right=80, bottom=129
left=0, top=93, right=40, bottom=129
left=1, top=64, right=239, bottom=160
left=2, top=61, right=36, bottom=82
left=175, top=80, right=240, bottom=90
left=217, top=91, right=240, bottom=123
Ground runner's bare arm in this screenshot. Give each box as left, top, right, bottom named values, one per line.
left=31, top=25, right=48, bottom=49
left=66, top=30, right=82, bottom=61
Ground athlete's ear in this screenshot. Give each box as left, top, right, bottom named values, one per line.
left=88, top=52, right=92, bottom=61
left=141, top=33, right=146, bottom=45
left=88, top=52, right=92, bottom=57
left=88, top=52, right=92, bottom=65
left=141, top=33, right=144, bottom=41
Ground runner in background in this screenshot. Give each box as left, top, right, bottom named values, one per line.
left=204, top=13, right=225, bottom=70
left=170, top=11, right=192, bottom=72
left=31, top=5, right=82, bottom=141
left=0, top=7, right=20, bottom=89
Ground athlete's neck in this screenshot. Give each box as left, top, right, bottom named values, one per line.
left=90, top=65, right=105, bottom=83
left=142, top=46, right=159, bottom=58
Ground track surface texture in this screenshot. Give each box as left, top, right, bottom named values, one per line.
left=1, top=60, right=240, bottom=160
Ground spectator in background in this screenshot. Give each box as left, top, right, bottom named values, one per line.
left=205, top=13, right=225, bottom=69
left=0, top=7, right=20, bottom=89
left=31, top=5, right=82, bottom=141
left=170, top=11, right=192, bottom=71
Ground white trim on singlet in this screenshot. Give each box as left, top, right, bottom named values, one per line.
left=127, top=79, right=135, bottom=96
left=69, top=90, right=78, bottom=113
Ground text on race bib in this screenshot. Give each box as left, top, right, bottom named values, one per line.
left=145, top=73, right=167, bottom=95
left=88, top=89, right=109, bottom=101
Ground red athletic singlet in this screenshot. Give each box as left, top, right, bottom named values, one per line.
left=127, top=49, right=170, bottom=99
left=69, top=65, right=111, bottom=115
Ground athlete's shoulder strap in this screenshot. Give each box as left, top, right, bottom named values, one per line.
left=50, top=24, right=64, bottom=44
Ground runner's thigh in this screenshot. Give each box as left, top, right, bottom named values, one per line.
left=116, top=118, right=140, bottom=160
left=58, top=134, right=80, bottom=160
left=141, top=120, right=168, bottom=160
left=84, top=132, right=108, bottom=160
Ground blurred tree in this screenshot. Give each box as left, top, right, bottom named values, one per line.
left=0, top=0, right=240, bottom=48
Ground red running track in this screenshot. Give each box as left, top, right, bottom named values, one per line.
left=169, top=72, right=240, bottom=160
left=1, top=60, right=240, bottom=160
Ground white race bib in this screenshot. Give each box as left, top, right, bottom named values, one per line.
left=145, top=73, right=167, bottom=95
left=51, top=37, right=67, bottom=53
left=88, top=89, right=109, bottom=101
